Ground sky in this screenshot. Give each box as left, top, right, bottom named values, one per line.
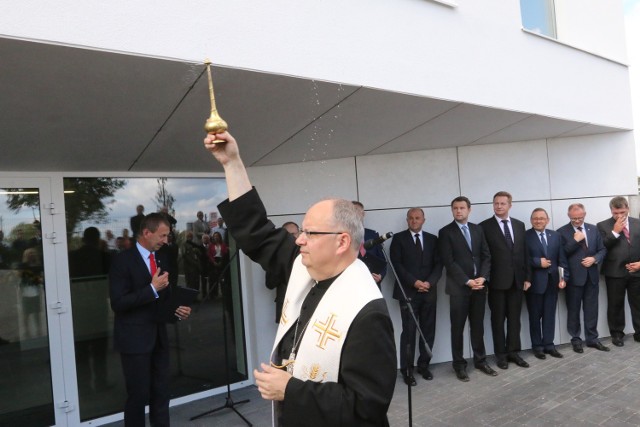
left=626, top=0, right=640, bottom=174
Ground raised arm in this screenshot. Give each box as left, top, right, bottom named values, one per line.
left=204, top=132, right=252, bottom=201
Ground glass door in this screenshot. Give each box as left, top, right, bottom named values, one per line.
left=0, top=178, right=73, bottom=427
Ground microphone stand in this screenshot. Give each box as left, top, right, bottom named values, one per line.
left=190, top=249, right=252, bottom=426
left=379, top=244, right=432, bottom=427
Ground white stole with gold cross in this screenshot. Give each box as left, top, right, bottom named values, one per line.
left=271, top=255, right=382, bottom=383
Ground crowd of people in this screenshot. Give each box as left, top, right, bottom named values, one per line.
left=366, top=192, right=639, bottom=386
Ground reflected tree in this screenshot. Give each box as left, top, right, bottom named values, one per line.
left=5, top=178, right=126, bottom=236
left=155, top=178, right=176, bottom=215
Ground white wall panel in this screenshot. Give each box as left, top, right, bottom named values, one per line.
left=459, top=140, right=551, bottom=204
left=247, top=157, right=357, bottom=216
left=548, top=132, right=637, bottom=200
left=356, top=149, right=459, bottom=211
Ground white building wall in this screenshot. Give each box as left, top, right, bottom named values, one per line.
left=242, top=131, right=636, bottom=366
left=0, top=0, right=632, bottom=128
left=555, top=0, right=628, bottom=61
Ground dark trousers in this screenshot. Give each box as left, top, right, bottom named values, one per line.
left=566, top=279, right=599, bottom=344
left=450, top=292, right=486, bottom=369
left=605, top=275, right=640, bottom=339
left=399, top=291, right=436, bottom=371
left=487, top=283, right=522, bottom=361
left=525, top=282, right=558, bottom=351
left=120, top=340, right=170, bottom=427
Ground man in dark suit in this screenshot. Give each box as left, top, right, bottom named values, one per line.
left=597, top=196, right=640, bottom=346
left=390, top=207, right=442, bottom=385
left=352, top=201, right=387, bottom=287
left=525, top=208, right=568, bottom=360
left=480, top=191, right=531, bottom=370
left=557, top=203, right=608, bottom=353
left=109, top=213, right=191, bottom=426
left=438, top=196, right=496, bottom=382
left=129, top=204, right=145, bottom=240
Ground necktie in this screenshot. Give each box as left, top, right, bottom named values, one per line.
left=540, top=232, right=548, bottom=257
left=462, top=225, right=476, bottom=275
left=414, top=233, right=423, bottom=257
left=461, top=225, right=472, bottom=250
left=501, top=220, right=514, bottom=250
left=577, top=226, right=588, bottom=251
left=149, top=253, right=157, bottom=276
left=623, top=225, right=630, bottom=244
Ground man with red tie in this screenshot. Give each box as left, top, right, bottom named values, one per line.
left=597, top=196, right=640, bottom=347
left=109, top=213, right=191, bottom=426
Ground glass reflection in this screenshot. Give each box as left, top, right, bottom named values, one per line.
left=64, top=177, right=247, bottom=422
left=0, top=189, right=55, bottom=427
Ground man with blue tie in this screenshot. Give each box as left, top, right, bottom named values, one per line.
left=390, top=208, right=442, bottom=385
left=439, top=196, right=496, bottom=382
left=557, top=203, right=609, bottom=353
left=525, top=208, right=568, bottom=359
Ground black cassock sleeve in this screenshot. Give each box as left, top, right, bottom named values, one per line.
left=218, top=188, right=299, bottom=280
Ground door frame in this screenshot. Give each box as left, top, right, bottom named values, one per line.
left=0, top=176, right=79, bottom=426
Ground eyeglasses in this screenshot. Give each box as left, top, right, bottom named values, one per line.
left=569, top=217, right=585, bottom=222
left=298, top=230, right=347, bottom=238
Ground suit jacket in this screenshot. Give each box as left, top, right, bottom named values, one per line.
left=597, top=216, right=640, bottom=278
left=525, top=228, right=569, bottom=294
left=389, top=229, right=443, bottom=300
left=359, top=228, right=387, bottom=279
left=109, top=246, right=171, bottom=354
left=480, top=217, right=531, bottom=290
left=438, top=221, right=491, bottom=297
left=557, top=222, right=606, bottom=287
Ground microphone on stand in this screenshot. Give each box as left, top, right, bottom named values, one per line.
left=363, top=232, right=393, bottom=250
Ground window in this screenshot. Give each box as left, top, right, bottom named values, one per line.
left=520, top=0, right=557, bottom=38
left=64, top=177, right=247, bottom=421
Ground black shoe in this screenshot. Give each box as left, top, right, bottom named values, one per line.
left=544, top=349, right=563, bottom=358
left=634, top=335, right=640, bottom=343
left=475, top=364, right=498, bottom=377
left=612, top=337, right=624, bottom=347
left=417, top=367, right=433, bottom=381
left=402, top=372, right=417, bottom=386
left=533, top=350, right=546, bottom=360
left=572, top=341, right=584, bottom=353
left=496, top=360, right=508, bottom=370
left=454, top=368, right=470, bottom=382
left=587, top=342, right=610, bottom=352
left=507, top=354, right=530, bottom=368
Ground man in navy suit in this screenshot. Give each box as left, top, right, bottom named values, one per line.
left=110, top=213, right=192, bottom=426
left=438, top=196, right=496, bottom=382
left=557, top=203, right=608, bottom=353
left=597, top=196, right=640, bottom=346
left=352, top=201, right=387, bottom=287
left=525, top=208, right=568, bottom=360
left=390, top=208, right=442, bottom=385
left=480, top=191, right=531, bottom=370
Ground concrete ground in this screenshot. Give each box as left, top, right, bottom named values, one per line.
left=106, top=335, right=640, bottom=426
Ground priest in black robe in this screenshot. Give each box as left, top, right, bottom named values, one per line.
left=206, top=131, right=397, bottom=427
